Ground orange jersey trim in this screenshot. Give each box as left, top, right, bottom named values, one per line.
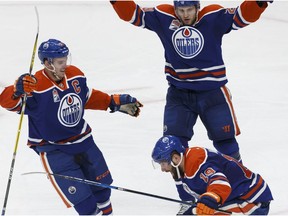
left=227, top=202, right=259, bottom=214
left=40, top=152, right=72, bottom=208
left=0, top=86, right=21, bottom=110
left=112, top=1, right=137, bottom=22
left=85, top=89, right=111, bottom=110
left=166, top=68, right=226, bottom=79
left=240, top=176, right=264, bottom=200
left=185, top=147, right=207, bottom=178
left=198, top=4, right=223, bottom=22
left=221, top=86, right=241, bottom=136
left=240, top=0, right=267, bottom=23
left=208, top=183, right=232, bottom=204
left=156, top=4, right=176, bottom=17
left=34, top=65, right=84, bottom=92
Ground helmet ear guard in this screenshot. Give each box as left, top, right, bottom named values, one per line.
left=38, top=39, right=69, bottom=64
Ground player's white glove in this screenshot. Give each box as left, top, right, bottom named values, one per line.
left=109, top=94, right=143, bottom=117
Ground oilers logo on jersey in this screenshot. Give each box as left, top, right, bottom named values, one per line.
left=58, top=93, right=83, bottom=127
left=172, top=26, right=204, bottom=59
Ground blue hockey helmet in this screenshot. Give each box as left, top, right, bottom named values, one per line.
left=38, top=39, right=69, bottom=64
left=152, top=135, right=185, bottom=164
left=173, top=0, right=200, bottom=9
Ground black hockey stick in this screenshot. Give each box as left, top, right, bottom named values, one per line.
left=22, top=171, right=192, bottom=205
left=1, top=7, right=39, bottom=216
left=22, top=172, right=232, bottom=214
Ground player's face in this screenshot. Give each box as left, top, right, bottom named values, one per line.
left=175, top=6, right=198, bottom=26
left=51, top=57, right=68, bottom=79
left=159, top=161, right=172, bottom=172
left=159, top=160, right=184, bottom=179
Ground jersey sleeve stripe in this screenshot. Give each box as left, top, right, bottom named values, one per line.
left=240, top=175, right=263, bottom=200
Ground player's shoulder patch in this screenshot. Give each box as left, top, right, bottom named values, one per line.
left=198, top=4, right=224, bottom=20
left=156, top=4, right=176, bottom=17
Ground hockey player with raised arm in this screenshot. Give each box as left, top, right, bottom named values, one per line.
left=0, top=39, right=143, bottom=215
left=110, top=0, right=272, bottom=213
left=152, top=135, right=273, bottom=215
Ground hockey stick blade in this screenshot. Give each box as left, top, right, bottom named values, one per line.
left=22, top=171, right=192, bottom=206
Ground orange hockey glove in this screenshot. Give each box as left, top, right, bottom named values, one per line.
left=196, top=192, right=221, bottom=215
left=13, top=73, right=37, bottom=98
left=109, top=94, right=143, bottom=117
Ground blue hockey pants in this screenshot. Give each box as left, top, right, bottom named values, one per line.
left=39, top=144, right=112, bottom=215
left=163, top=85, right=240, bottom=157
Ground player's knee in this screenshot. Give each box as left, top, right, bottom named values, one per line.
left=74, top=194, right=100, bottom=215
left=213, top=138, right=241, bottom=161
left=230, top=151, right=241, bottom=162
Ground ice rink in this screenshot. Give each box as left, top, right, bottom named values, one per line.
left=0, top=1, right=288, bottom=215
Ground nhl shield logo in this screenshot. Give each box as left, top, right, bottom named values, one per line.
left=52, top=89, right=60, bottom=103
left=172, top=26, right=204, bottom=59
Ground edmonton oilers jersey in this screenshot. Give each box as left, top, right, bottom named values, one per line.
left=25, top=66, right=91, bottom=149
left=112, top=1, right=267, bottom=91
left=1, top=65, right=111, bottom=153
left=17, top=65, right=111, bottom=153
left=182, top=147, right=273, bottom=214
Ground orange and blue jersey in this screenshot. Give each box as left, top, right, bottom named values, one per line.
left=182, top=147, right=273, bottom=214
left=1, top=65, right=111, bottom=153
left=112, top=1, right=268, bottom=91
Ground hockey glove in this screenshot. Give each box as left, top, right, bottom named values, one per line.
left=177, top=202, right=196, bottom=215
left=256, top=1, right=273, bottom=7
left=13, top=73, right=37, bottom=98
left=196, top=192, right=221, bottom=215
left=109, top=94, right=143, bottom=117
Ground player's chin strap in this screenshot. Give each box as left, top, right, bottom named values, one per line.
left=171, top=152, right=183, bottom=179
left=44, top=63, right=61, bottom=81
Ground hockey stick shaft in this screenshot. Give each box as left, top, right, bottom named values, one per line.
left=22, top=171, right=192, bottom=206
left=23, top=172, right=232, bottom=214
left=22, top=172, right=232, bottom=214
left=1, top=7, right=39, bottom=216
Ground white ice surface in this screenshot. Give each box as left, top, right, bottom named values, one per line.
left=0, top=1, right=288, bottom=215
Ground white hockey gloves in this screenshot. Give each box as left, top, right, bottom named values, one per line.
left=109, top=94, right=143, bottom=117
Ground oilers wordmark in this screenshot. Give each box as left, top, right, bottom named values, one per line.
left=62, top=103, right=81, bottom=123
left=175, top=38, right=200, bottom=55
